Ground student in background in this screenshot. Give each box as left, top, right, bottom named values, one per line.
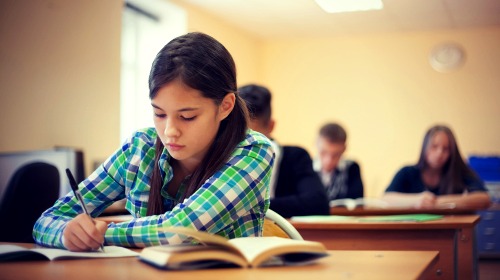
left=383, top=125, right=491, bottom=209
left=33, top=32, right=274, bottom=251
left=239, top=84, right=329, bottom=218
left=315, top=123, right=364, bottom=202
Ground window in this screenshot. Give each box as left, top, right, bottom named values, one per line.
left=120, top=0, right=186, bottom=142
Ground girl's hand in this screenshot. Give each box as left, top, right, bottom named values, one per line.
left=62, top=214, right=107, bottom=252
left=414, top=191, right=437, bottom=209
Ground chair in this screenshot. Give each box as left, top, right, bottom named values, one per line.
left=263, top=209, right=303, bottom=240
left=0, top=162, right=60, bottom=242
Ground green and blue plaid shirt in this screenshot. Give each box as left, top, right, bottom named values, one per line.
left=33, top=128, right=274, bottom=248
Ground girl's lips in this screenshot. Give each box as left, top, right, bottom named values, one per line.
left=167, top=143, right=185, bottom=151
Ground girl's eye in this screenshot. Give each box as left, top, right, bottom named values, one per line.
left=181, top=115, right=196, bottom=121
left=154, top=113, right=166, bottom=118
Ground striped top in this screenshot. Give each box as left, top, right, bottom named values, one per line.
left=33, top=128, right=274, bottom=248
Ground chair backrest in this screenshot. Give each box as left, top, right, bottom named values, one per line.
left=263, top=209, right=303, bottom=240
left=0, top=162, right=60, bottom=242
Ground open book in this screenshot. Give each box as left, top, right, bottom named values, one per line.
left=0, top=245, right=139, bottom=262
left=139, top=227, right=328, bottom=270
left=329, top=198, right=389, bottom=210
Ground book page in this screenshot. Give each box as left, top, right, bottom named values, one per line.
left=0, top=245, right=31, bottom=255
left=147, top=228, right=329, bottom=268
left=0, top=245, right=46, bottom=261
left=329, top=198, right=388, bottom=210
left=33, top=246, right=139, bottom=260
left=156, top=227, right=243, bottom=256
left=1, top=245, right=138, bottom=261
left=140, top=244, right=248, bottom=269
left=329, top=198, right=358, bottom=209
left=228, top=236, right=327, bottom=267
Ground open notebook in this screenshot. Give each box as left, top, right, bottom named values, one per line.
left=0, top=245, right=138, bottom=261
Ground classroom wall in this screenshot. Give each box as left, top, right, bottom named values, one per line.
left=173, top=0, right=262, bottom=86
left=0, top=0, right=123, bottom=175
left=172, top=2, right=500, bottom=198
left=0, top=0, right=260, bottom=176
left=1, top=0, right=499, bottom=199
left=260, top=28, right=500, bottom=197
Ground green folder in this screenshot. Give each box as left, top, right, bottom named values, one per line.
left=290, top=214, right=444, bottom=223
left=357, top=214, right=444, bottom=222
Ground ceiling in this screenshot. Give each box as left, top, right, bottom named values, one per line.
left=181, top=0, right=500, bottom=38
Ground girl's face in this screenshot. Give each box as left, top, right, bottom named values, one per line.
left=151, top=79, right=234, bottom=172
left=425, top=131, right=451, bottom=170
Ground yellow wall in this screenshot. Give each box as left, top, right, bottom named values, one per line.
left=172, top=2, right=500, bottom=197
left=0, top=0, right=260, bottom=176
left=0, top=0, right=123, bottom=174
left=173, top=0, right=262, bottom=86
left=260, top=28, right=500, bottom=197
left=1, top=0, right=499, bottom=199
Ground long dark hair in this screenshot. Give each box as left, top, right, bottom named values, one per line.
left=146, top=32, right=249, bottom=215
left=416, top=125, right=478, bottom=194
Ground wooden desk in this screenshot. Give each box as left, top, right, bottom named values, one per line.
left=0, top=244, right=439, bottom=280
left=330, top=206, right=477, bottom=216
left=291, top=214, right=480, bottom=280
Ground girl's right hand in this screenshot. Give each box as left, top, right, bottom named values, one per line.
left=414, top=191, right=437, bottom=209
left=62, top=214, right=107, bottom=252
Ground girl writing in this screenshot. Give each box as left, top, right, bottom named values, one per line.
left=33, top=32, right=274, bottom=251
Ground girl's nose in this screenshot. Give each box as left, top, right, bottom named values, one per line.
left=164, top=120, right=180, bottom=138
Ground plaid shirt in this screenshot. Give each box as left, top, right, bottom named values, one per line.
left=33, top=128, right=274, bottom=248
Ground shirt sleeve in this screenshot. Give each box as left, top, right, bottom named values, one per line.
left=32, top=164, right=127, bottom=248
left=104, top=143, right=274, bottom=248
left=33, top=129, right=274, bottom=249
left=32, top=130, right=153, bottom=248
left=464, top=173, right=487, bottom=193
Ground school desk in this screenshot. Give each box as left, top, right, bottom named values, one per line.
left=329, top=206, right=477, bottom=216
left=290, top=214, right=480, bottom=280
left=0, top=243, right=439, bottom=280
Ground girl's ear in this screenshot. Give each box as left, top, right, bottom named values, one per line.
left=218, top=93, right=236, bottom=121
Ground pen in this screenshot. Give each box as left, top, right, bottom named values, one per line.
left=65, top=168, right=105, bottom=252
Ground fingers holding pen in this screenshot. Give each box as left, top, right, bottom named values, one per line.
left=63, top=214, right=107, bottom=252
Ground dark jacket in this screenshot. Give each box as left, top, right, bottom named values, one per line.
left=270, top=146, right=329, bottom=218
left=319, top=160, right=364, bottom=201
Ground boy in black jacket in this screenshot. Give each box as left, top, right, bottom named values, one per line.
left=239, top=84, right=329, bottom=218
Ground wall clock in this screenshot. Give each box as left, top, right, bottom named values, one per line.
left=429, top=43, right=465, bottom=72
